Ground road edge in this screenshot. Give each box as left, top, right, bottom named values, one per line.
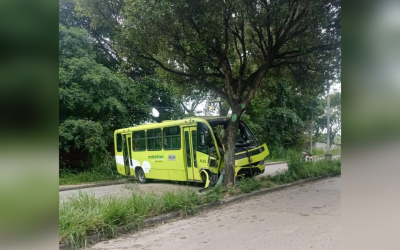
left=59, top=155, right=340, bottom=191
left=59, top=174, right=338, bottom=250
left=59, top=179, right=132, bottom=192
left=265, top=154, right=341, bottom=166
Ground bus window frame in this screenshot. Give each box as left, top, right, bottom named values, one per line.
left=132, top=130, right=146, bottom=152
left=147, top=128, right=162, bottom=151
left=240, top=121, right=260, bottom=147
left=116, top=133, right=123, bottom=152
left=163, top=126, right=181, bottom=150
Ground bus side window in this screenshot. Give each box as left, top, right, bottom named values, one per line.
left=163, top=126, right=181, bottom=150
left=147, top=128, right=162, bottom=151
left=116, top=134, right=122, bottom=152
left=132, top=131, right=146, bottom=151
left=197, top=122, right=212, bottom=154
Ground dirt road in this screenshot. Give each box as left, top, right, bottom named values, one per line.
left=60, top=155, right=340, bottom=201
left=59, top=180, right=204, bottom=201
left=88, top=177, right=341, bottom=250
left=59, top=163, right=287, bottom=201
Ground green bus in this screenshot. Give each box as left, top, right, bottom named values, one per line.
left=114, top=116, right=269, bottom=188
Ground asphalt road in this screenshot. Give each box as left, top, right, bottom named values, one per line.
left=88, top=177, right=341, bottom=250
left=260, top=162, right=288, bottom=176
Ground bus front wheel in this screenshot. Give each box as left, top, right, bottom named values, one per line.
left=135, top=168, right=146, bottom=183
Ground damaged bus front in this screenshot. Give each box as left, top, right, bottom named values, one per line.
left=203, top=117, right=270, bottom=182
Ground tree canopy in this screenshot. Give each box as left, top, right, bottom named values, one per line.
left=72, top=0, right=341, bottom=186
left=59, top=24, right=184, bottom=167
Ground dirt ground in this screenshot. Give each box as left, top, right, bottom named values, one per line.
left=59, top=180, right=204, bottom=201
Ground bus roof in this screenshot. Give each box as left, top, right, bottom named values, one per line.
left=114, top=116, right=232, bottom=134
left=186, top=116, right=231, bottom=122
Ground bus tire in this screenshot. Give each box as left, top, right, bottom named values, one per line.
left=135, top=168, right=146, bottom=183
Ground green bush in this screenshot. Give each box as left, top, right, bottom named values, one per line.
left=270, top=158, right=341, bottom=184
left=59, top=153, right=124, bottom=185
left=237, top=178, right=262, bottom=193
left=204, top=185, right=224, bottom=203
left=312, top=148, right=326, bottom=156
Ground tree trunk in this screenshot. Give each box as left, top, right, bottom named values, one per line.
left=222, top=117, right=240, bottom=187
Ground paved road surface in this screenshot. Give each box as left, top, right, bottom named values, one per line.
left=88, top=177, right=341, bottom=250
left=260, top=162, right=288, bottom=176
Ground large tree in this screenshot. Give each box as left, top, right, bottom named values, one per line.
left=78, top=0, right=341, bottom=186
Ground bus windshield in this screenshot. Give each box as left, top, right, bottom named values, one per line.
left=209, top=121, right=259, bottom=153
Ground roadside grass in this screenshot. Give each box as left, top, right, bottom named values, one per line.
left=312, top=147, right=341, bottom=156
left=270, top=152, right=341, bottom=184
left=265, top=147, right=342, bottom=163
left=60, top=158, right=341, bottom=249
left=60, top=154, right=125, bottom=185
left=264, top=148, right=299, bottom=162
left=330, top=147, right=341, bottom=155
left=312, top=148, right=326, bottom=156
left=60, top=188, right=220, bottom=248
left=59, top=169, right=125, bottom=185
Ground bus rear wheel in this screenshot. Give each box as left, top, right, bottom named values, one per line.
left=135, top=168, right=146, bottom=183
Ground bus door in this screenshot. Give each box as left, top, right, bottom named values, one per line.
left=122, top=134, right=132, bottom=175
left=183, top=126, right=199, bottom=180
left=196, top=122, right=221, bottom=175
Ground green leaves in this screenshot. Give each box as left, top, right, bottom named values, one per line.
left=59, top=119, right=106, bottom=154
left=59, top=24, right=152, bottom=158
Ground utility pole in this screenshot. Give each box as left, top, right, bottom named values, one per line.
left=325, top=85, right=332, bottom=161
left=310, top=109, right=313, bottom=154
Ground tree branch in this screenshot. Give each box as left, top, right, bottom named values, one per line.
left=275, top=1, right=309, bottom=50
left=271, top=60, right=319, bottom=72
left=180, top=102, right=191, bottom=113
left=275, top=42, right=341, bottom=59
left=138, top=54, right=229, bottom=100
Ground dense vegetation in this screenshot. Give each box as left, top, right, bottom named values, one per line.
left=59, top=0, right=341, bottom=184
left=58, top=1, right=341, bottom=247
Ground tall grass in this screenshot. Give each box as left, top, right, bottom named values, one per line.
left=271, top=154, right=341, bottom=185
left=312, top=148, right=326, bottom=156
left=60, top=158, right=341, bottom=249
left=312, top=147, right=341, bottom=156
left=60, top=189, right=204, bottom=248
left=265, top=146, right=341, bottom=162
left=330, top=147, right=341, bottom=155
left=265, top=147, right=300, bottom=162
left=59, top=153, right=125, bottom=185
